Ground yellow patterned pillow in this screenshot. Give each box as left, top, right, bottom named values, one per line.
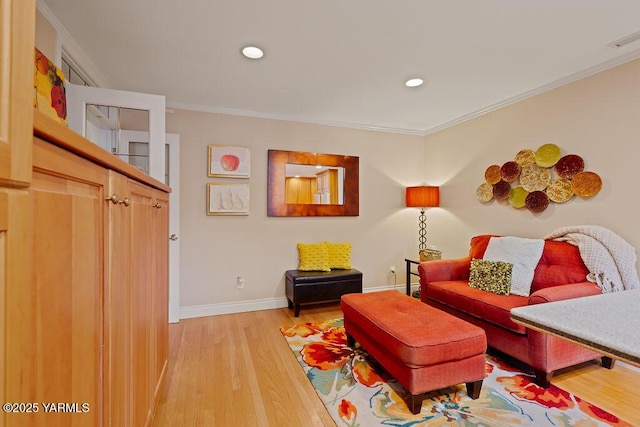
left=468, top=259, right=513, bottom=295
left=297, top=242, right=331, bottom=272
left=324, top=242, right=352, bottom=269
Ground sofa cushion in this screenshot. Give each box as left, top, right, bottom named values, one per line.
left=530, top=240, right=589, bottom=292
left=468, top=259, right=512, bottom=295
left=483, top=236, right=545, bottom=297
left=468, top=235, right=495, bottom=259
left=425, top=281, right=529, bottom=334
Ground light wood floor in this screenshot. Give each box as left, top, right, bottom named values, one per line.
left=152, top=302, right=640, bottom=426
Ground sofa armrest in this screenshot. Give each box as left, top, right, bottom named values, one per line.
left=418, top=257, right=471, bottom=285
left=528, top=282, right=602, bottom=305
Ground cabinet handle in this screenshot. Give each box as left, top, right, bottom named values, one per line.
left=153, top=202, right=162, bottom=209
left=169, top=234, right=179, bottom=241
left=119, top=197, right=131, bottom=207
left=106, top=194, right=120, bottom=204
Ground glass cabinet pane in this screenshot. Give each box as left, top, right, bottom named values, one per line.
left=85, top=104, right=150, bottom=174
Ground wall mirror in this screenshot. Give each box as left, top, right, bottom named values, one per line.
left=268, top=150, right=359, bottom=217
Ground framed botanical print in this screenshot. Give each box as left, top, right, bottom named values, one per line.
left=206, top=183, right=249, bottom=215
left=208, top=145, right=250, bottom=178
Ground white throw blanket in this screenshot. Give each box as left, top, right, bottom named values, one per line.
left=544, top=225, right=640, bottom=292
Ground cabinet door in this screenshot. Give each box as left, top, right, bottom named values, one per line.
left=0, top=0, right=35, bottom=186
left=106, top=174, right=169, bottom=426
left=30, top=137, right=107, bottom=426
left=128, top=179, right=156, bottom=427
left=151, top=190, right=169, bottom=401
left=105, top=171, right=132, bottom=427
left=1, top=189, right=35, bottom=427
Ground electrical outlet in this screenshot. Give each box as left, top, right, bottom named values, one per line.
left=390, top=266, right=396, bottom=274
left=237, top=276, right=245, bottom=289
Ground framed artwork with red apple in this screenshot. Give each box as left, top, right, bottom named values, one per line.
left=208, top=145, right=250, bottom=178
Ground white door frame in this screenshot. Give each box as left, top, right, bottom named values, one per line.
left=166, top=133, right=180, bottom=323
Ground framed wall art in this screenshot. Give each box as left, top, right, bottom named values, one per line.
left=208, top=145, right=250, bottom=178
left=206, top=183, right=250, bottom=216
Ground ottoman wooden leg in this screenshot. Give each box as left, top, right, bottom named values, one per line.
left=346, top=332, right=355, bottom=347
left=407, top=393, right=427, bottom=415
left=465, top=380, right=483, bottom=399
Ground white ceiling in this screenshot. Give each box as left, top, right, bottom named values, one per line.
left=41, top=0, right=640, bottom=135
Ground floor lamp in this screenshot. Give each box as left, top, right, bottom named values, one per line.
left=406, top=185, right=440, bottom=297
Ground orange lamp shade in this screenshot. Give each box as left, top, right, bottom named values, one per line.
left=406, top=186, right=440, bottom=208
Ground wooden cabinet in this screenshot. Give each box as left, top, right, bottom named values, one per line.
left=1, top=113, right=170, bottom=427
left=285, top=177, right=314, bottom=204
left=2, top=2, right=169, bottom=425
left=29, top=116, right=170, bottom=427
left=315, top=169, right=339, bottom=204
left=0, top=0, right=35, bottom=187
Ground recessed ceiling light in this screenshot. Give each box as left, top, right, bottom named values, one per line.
left=241, top=46, right=264, bottom=59
left=405, top=78, right=424, bottom=88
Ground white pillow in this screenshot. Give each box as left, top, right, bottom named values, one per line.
left=482, top=236, right=545, bottom=296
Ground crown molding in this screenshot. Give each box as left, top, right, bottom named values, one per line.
left=424, top=47, right=640, bottom=136
left=165, top=101, right=427, bottom=136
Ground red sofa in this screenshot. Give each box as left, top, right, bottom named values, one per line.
left=417, top=234, right=614, bottom=387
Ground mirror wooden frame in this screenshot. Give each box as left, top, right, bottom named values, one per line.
left=267, top=149, right=359, bottom=217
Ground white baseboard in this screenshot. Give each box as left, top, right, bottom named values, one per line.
left=178, top=284, right=415, bottom=320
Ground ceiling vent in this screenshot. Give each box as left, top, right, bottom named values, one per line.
left=607, top=30, right=640, bottom=48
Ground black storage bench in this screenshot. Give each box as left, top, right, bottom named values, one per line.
left=285, top=269, right=363, bottom=317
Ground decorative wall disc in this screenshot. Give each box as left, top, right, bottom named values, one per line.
left=515, top=149, right=536, bottom=166
left=500, top=161, right=521, bottom=183
left=525, top=190, right=550, bottom=213
left=484, top=165, right=501, bottom=185
left=535, top=143, right=561, bottom=167
left=492, top=180, right=511, bottom=200
left=476, top=182, right=494, bottom=203
left=520, top=163, right=551, bottom=192
left=555, top=154, right=585, bottom=179
left=546, top=179, right=574, bottom=203
left=508, top=186, right=528, bottom=208
left=571, top=171, right=602, bottom=198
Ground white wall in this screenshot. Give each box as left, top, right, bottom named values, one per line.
left=166, top=111, right=427, bottom=314
left=424, top=57, right=640, bottom=262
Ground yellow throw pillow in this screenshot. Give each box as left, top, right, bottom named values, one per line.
left=325, top=242, right=352, bottom=270
left=297, top=242, right=331, bottom=272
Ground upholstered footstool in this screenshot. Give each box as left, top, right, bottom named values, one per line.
left=341, top=290, right=487, bottom=415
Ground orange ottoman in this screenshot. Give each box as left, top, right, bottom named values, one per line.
left=341, top=290, right=487, bottom=414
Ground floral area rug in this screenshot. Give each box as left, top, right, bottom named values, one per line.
left=280, top=318, right=630, bottom=427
